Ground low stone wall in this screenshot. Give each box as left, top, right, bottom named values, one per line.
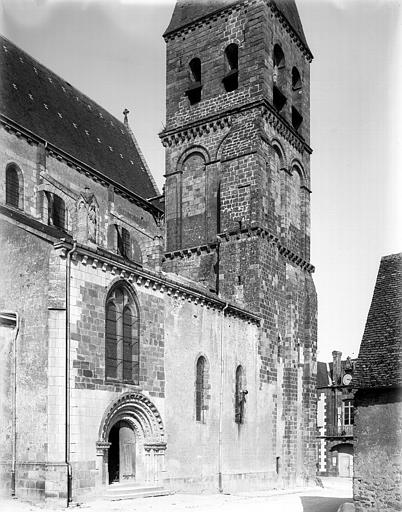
left=353, top=388, right=402, bottom=511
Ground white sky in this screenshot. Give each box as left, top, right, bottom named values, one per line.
left=1, top=0, right=401, bottom=363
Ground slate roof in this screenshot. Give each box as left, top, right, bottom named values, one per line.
left=0, top=35, right=159, bottom=201
left=164, top=0, right=310, bottom=52
left=354, top=253, right=402, bottom=389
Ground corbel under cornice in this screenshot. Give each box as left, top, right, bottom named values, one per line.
left=53, top=240, right=260, bottom=324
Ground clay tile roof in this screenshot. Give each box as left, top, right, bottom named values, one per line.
left=164, top=0, right=310, bottom=53
left=0, top=35, right=159, bottom=201
left=354, top=253, right=402, bottom=389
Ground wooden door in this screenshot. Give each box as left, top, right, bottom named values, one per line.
left=338, top=453, right=352, bottom=477
left=119, top=423, right=136, bottom=480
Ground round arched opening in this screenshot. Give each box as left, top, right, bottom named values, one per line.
left=108, top=420, right=136, bottom=484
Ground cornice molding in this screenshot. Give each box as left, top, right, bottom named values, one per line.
left=159, top=101, right=311, bottom=156
left=217, top=226, right=315, bottom=273
left=268, top=1, right=313, bottom=63
left=164, top=242, right=217, bottom=260
left=163, top=229, right=314, bottom=273
left=163, top=1, right=245, bottom=41
left=54, top=240, right=260, bottom=324
left=261, top=103, right=312, bottom=155
left=163, top=0, right=312, bottom=63
left=160, top=116, right=232, bottom=148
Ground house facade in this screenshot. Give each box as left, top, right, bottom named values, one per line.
left=0, top=0, right=317, bottom=503
left=317, top=351, right=355, bottom=478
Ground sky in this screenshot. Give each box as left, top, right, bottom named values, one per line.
left=1, top=0, right=401, bottom=363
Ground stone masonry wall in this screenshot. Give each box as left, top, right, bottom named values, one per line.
left=354, top=388, right=402, bottom=511
left=163, top=0, right=317, bottom=487
left=0, top=220, right=52, bottom=500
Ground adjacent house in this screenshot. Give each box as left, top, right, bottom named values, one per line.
left=353, top=253, right=402, bottom=511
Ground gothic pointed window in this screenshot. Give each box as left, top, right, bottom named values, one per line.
left=186, top=58, right=202, bottom=105
left=105, top=284, right=140, bottom=384
left=6, top=163, right=23, bottom=209
left=195, top=356, right=206, bottom=422
left=223, top=43, right=238, bottom=92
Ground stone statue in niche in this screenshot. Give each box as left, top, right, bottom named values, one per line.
left=88, top=203, right=97, bottom=243
left=77, top=188, right=98, bottom=245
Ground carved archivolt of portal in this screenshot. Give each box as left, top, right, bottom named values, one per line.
left=98, top=392, right=165, bottom=447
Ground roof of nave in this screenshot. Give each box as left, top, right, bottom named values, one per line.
left=0, top=35, right=159, bottom=202
left=164, top=0, right=310, bottom=52
left=354, top=253, right=402, bottom=390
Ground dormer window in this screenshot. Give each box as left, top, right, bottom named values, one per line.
left=185, top=58, right=202, bottom=105
left=273, top=44, right=286, bottom=112
left=223, top=43, right=238, bottom=92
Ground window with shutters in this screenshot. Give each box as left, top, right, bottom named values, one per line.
left=5, top=163, right=23, bottom=209
left=105, top=283, right=140, bottom=384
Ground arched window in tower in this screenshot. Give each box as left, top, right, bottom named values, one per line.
left=181, top=152, right=207, bottom=247
left=5, top=163, right=23, bottom=209
left=290, top=167, right=302, bottom=231
left=273, top=44, right=286, bottom=112
left=271, top=145, right=283, bottom=219
left=195, top=356, right=207, bottom=422
left=46, top=192, right=66, bottom=229
left=185, top=58, right=202, bottom=105
left=223, top=43, right=239, bottom=92
left=291, top=67, right=303, bottom=131
left=235, top=365, right=247, bottom=424
left=105, top=283, right=140, bottom=384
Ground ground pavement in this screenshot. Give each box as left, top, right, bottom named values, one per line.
left=1, top=477, right=353, bottom=512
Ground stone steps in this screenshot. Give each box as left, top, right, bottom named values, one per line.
left=104, top=482, right=171, bottom=501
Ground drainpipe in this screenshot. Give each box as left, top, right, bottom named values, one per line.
left=218, top=303, right=229, bottom=493
left=65, top=242, right=76, bottom=506
left=11, top=312, right=19, bottom=497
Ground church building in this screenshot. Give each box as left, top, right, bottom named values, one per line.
left=0, top=0, right=317, bottom=503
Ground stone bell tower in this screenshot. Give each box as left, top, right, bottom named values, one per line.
left=161, top=0, right=318, bottom=484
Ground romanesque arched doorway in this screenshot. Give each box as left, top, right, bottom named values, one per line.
left=96, top=392, right=166, bottom=487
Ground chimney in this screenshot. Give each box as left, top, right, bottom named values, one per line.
left=332, top=350, right=342, bottom=386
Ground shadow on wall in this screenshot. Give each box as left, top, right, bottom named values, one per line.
left=300, top=497, right=353, bottom=511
